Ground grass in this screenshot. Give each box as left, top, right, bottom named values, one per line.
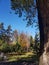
left=0, top=51, right=39, bottom=65
left=7, top=52, right=34, bottom=62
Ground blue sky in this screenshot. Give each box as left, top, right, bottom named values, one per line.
left=0, top=0, right=38, bottom=38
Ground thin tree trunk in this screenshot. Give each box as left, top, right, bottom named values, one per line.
left=36, top=0, right=49, bottom=65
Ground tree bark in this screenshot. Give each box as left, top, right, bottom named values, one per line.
left=36, top=0, right=49, bottom=65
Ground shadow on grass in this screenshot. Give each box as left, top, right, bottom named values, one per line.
left=0, top=54, right=39, bottom=65
left=16, top=54, right=39, bottom=65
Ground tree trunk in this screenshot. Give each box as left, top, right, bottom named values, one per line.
left=36, top=0, right=49, bottom=65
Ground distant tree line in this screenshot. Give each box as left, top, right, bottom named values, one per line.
left=0, top=23, right=40, bottom=54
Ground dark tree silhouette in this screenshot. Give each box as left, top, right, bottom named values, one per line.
left=34, top=33, right=40, bottom=56
left=0, top=23, right=12, bottom=44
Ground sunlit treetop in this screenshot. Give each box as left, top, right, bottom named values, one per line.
left=10, top=0, right=37, bottom=27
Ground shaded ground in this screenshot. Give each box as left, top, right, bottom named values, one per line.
left=0, top=61, right=37, bottom=65
left=0, top=54, right=39, bottom=65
